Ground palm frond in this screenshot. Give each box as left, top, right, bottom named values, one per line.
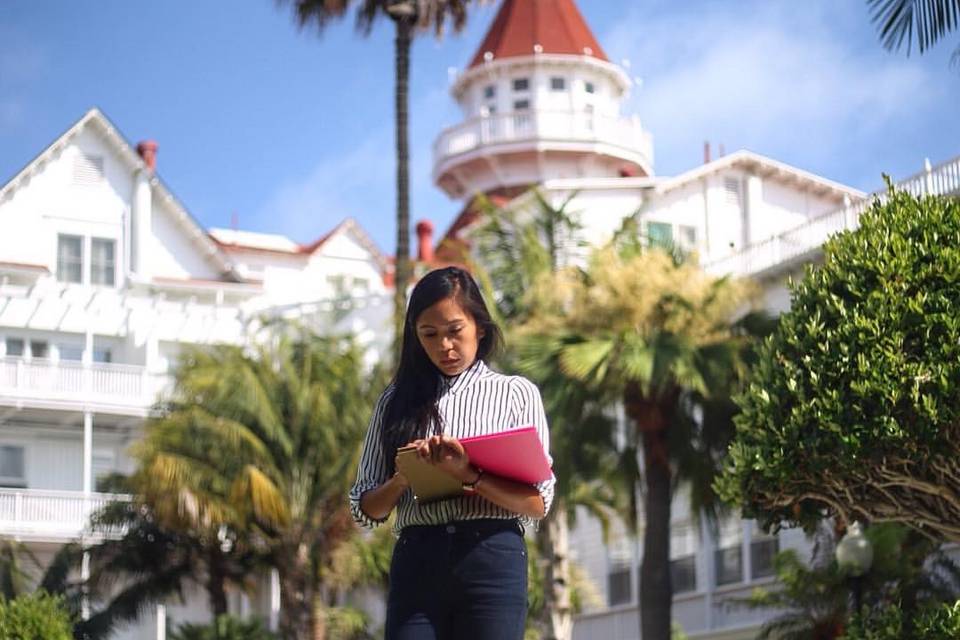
left=867, top=0, right=960, bottom=54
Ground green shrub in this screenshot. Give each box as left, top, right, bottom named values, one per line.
left=170, top=614, right=280, bottom=640
left=0, top=592, right=73, bottom=640
left=717, top=188, right=960, bottom=541
left=840, top=600, right=960, bottom=639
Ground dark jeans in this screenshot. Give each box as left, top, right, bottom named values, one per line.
left=385, top=518, right=528, bottom=640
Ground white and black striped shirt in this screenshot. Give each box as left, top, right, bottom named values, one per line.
left=350, top=359, right=556, bottom=532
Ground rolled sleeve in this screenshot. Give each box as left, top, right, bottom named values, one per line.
left=512, top=377, right=556, bottom=518
left=349, top=388, right=393, bottom=528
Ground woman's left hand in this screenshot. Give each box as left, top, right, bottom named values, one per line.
left=426, top=435, right=477, bottom=483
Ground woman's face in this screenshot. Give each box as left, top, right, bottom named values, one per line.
left=415, top=295, right=485, bottom=377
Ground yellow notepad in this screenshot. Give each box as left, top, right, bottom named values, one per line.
left=395, top=446, right=462, bottom=504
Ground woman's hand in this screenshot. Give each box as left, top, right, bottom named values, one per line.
left=418, top=435, right=479, bottom=483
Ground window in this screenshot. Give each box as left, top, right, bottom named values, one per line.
left=550, top=76, right=566, bottom=91
left=513, top=99, right=530, bottom=111
left=5, top=338, right=24, bottom=358
left=93, top=348, right=112, bottom=364
left=57, top=235, right=83, bottom=284
left=607, top=565, right=632, bottom=606
left=90, top=238, right=116, bottom=286
left=512, top=77, right=529, bottom=92
left=30, top=341, right=48, bottom=359
left=483, top=84, right=496, bottom=99
left=73, top=153, right=104, bottom=184
left=716, top=546, right=743, bottom=585
left=715, top=520, right=744, bottom=586
left=751, top=526, right=779, bottom=580
left=647, top=222, right=673, bottom=250
left=671, top=524, right=698, bottom=593
left=0, top=446, right=26, bottom=488
left=59, top=345, right=83, bottom=361
left=671, top=556, right=697, bottom=593
left=678, top=225, right=698, bottom=252
left=327, top=275, right=347, bottom=295
left=585, top=81, right=595, bottom=94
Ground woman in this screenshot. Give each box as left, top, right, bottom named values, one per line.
left=350, top=266, right=555, bottom=640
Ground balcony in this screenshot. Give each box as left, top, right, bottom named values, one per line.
left=706, top=154, right=960, bottom=279
left=0, top=488, right=129, bottom=541
left=0, top=357, right=170, bottom=415
left=433, top=109, right=654, bottom=184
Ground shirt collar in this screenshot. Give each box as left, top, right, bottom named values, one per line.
left=440, top=358, right=487, bottom=395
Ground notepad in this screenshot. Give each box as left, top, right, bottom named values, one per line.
left=461, top=426, right=552, bottom=484
left=395, top=426, right=553, bottom=504
left=395, top=446, right=462, bottom=504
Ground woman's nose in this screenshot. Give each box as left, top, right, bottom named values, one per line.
left=440, top=336, right=453, bottom=349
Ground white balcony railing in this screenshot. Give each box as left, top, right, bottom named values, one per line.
left=0, top=357, right=170, bottom=413
left=0, top=489, right=129, bottom=540
left=706, top=154, right=960, bottom=278
left=433, top=109, right=653, bottom=169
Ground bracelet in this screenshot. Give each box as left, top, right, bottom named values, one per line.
left=462, top=468, right=484, bottom=495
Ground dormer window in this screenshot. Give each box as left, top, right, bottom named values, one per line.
left=550, top=77, right=566, bottom=91
left=512, top=78, right=529, bottom=92
left=57, top=235, right=83, bottom=284
left=483, top=84, right=496, bottom=99
left=91, top=238, right=116, bottom=286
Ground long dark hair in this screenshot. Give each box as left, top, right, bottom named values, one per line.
left=381, top=267, right=502, bottom=466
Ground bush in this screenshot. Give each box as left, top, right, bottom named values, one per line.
left=717, top=188, right=960, bottom=541
left=840, top=600, right=960, bottom=639
left=170, top=614, right=280, bottom=640
left=0, top=592, right=73, bottom=640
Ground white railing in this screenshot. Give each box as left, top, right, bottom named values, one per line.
left=0, top=357, right=170, bottom=412
left=0, top=489, right=129, bottom=540
left=706, top=154, right=960, bottom=278
left=433, top=109, right=653, bottom=168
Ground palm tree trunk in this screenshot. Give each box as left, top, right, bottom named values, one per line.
left=207, top=548, right=229, bottom=619
left=392, top=15, right=413, bottom=362
left=539, top=502, right=573, bottom=640
left=639, top=425, right=672, bottom=640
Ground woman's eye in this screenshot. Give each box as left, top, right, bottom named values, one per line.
left=450, top=327, right=462, bottom=334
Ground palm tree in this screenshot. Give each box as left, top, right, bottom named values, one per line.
left=468, top=192, right=629, bottom=640
left=134, top=330, right=377, bottom=640
left=513, top=235, right=761, bottom=640
left=278, top=0, right=481, bottom=361
left=867, top=0, right=960, bottom=66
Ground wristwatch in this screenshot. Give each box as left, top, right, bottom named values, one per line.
left=462, top=468, right=484, bottom=495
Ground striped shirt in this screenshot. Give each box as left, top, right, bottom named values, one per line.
left=349, top=358, right=555, bottom=532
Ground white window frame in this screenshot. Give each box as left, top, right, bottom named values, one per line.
left=90, top=237, right=116, bottom=287
left=57, top=234, right=84, bottom=284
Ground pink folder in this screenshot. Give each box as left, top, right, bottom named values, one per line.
left=460, top=426, right=552, bottom=484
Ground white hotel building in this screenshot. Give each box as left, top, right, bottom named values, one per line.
left=1, top=0, right=959, bottom=638
left=429, top=1, right=960, bottom=639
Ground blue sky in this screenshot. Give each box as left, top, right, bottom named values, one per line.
left=2, top=1, right=958, bottom=254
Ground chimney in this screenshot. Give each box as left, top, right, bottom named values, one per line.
left=136, top=140, right=159, bottom=171
left=416, top=219, right=435, bottom=263
left=703, top=141, right=711, bottom=164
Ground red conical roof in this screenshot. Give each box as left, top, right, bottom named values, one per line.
left=468, top=0, right=608, bottom=69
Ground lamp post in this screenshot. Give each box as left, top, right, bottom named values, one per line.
left=835, top=521, right=873, bottom=616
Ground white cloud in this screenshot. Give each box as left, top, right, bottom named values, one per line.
left=602, top=1, right=941, bottom=178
